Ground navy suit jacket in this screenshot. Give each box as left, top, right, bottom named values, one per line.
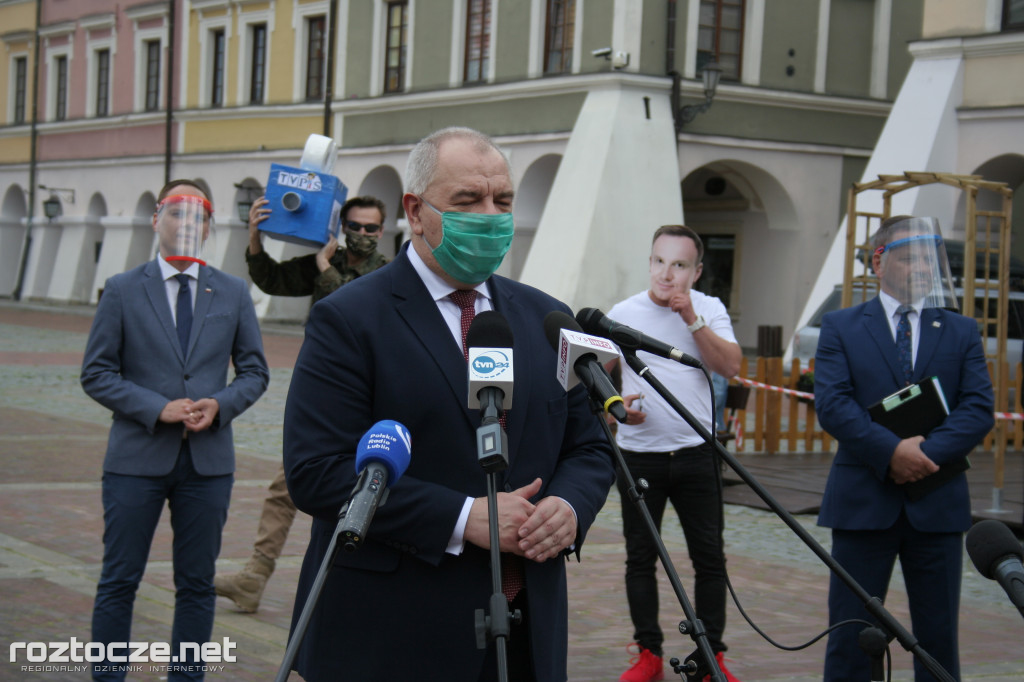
left=283, top=247, right=615, bottom=682
left=815, top=297, right=993, bottom=533
left=81, top=259, right=269, bottom=476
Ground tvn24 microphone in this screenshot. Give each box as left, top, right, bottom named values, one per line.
left=576, top=307, right=704, bottom=369
left=966, top=519, right=1024, bottom=618
left=340, top=420, right=412, bottom=552
left=543, top=311, right=627, bottom=423
left=466, top=311, right=515, bottom=416
left=466, top=311, right=514, bottom=470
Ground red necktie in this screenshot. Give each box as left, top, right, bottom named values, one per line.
left=447, top=290, right=522, bottom=600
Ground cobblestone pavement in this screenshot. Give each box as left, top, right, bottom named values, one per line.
left=1, top=301, right=1022, bottom=681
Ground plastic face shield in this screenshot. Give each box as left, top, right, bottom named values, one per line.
left=872, top=216, right=957, bottom=311
left=155, top=195, right=213, bottom=266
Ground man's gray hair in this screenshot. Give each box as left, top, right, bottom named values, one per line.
left=405, top=127, right=512, bottom=196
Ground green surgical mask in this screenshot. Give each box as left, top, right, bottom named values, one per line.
left=421, top=198, right=514, bottom=284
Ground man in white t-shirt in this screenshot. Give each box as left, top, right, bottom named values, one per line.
left=610, top=225, right=742, bottom=682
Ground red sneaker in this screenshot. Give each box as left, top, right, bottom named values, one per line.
left=703, top=651, right=741, bottom=682
left=620, top=644, right=664, bottom=682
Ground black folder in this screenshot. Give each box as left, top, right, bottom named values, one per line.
left=867, top=376, right=969, bottom=501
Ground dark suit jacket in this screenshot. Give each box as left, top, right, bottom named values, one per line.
left=815, top=297, right=993, bottom=533
left=81, top=259, right=269, bottom=476
left=283, top=247, right=615, bottom=682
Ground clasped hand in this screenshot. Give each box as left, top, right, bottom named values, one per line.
left=160, top=398, right=220, bottom=432
left=465, top=478, right=577, bottom=563
left=888, top=435, right=939, bottom=484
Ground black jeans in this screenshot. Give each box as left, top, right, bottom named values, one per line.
left=616, top=444, right=727, bottom=657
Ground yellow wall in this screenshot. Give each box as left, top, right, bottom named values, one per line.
left=0, top=135, right=31, bottom=164
left=0, top=0, right=37, bottom=126
left=181, top=116, right=322, bottom=153
left=964, top=54, right=1024, bottom=108
left=922, top=0, right=989, bottom=38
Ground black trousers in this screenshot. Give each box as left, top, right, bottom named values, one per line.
left=616, top=444, right=728, bottom=657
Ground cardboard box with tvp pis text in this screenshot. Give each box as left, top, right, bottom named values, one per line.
left=260, top=134, right=348, bottom=247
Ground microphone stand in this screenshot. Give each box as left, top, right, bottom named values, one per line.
left=591, top=394, right=725, bottom=681
left=473, top=391, right=519, bottom=682
left=620, top=350, right=956, bottom=682
left=273, top=471, right=385, bottom=682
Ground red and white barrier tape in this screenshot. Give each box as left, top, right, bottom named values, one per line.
left=732, top=376, right=1024, bottom=421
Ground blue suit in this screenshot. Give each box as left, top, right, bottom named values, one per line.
left=815, top=297, right=993, bottom=681
left=82, top=259, right=268, bottom=681
left=283, top=247, right=615, bottom=682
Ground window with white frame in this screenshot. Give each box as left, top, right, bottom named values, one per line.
left=133, top=24, right=165, bottom=112
left=12, top=55, right=28, bottom=124
left=144, top=40, right=161, bottom=111
left=210, top=29, right=226, bottom=107
left=384, top=1, right=408, bottom=93
left=53, top=54, right=69, bottom=121
left=95, top=49, right=111, bottom=116
left=697, top=0, right=744, bottom=80
left=305, top=15, right=327, bottom=100
left=464, top=0, right=491, bottom=83
left=249, top=23, right=267, bottom=104
left=543, top=0, right=574, bottom=74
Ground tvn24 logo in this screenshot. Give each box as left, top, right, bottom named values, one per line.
left=471, top=351, right=511, bottom=378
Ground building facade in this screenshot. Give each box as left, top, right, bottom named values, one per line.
left=1, top=0, right=1022, bottom=349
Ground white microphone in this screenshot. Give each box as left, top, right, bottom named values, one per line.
left=544, top=311, right=627, bottom=423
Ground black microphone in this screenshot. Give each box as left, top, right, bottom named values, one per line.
left=543, top=311, right=627, bottom=423
left=966, top=519, right=1024, bottom=618
left=340, top=420, right=412, bottom=552
left=576, top=307, right=704, bottom=369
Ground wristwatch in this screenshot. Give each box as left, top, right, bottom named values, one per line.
left=687, top=315, right=706, bottom=333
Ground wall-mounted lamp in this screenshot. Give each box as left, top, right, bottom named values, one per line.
left=234, top=182, right=263, bottom=223
left=39, top=184, right=75, bottom=221
left=670, top=62, right=723, bottom=132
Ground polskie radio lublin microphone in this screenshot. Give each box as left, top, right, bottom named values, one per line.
left=543, top=311, right=627, bottom=423
left=966, top=519, right=1024, bottom=618
left=340, top=420, right=412, bottom=552
left=576, top=307, right=704, bottom=369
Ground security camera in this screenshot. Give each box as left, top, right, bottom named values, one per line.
left=591, top=47, right=612, bottom=59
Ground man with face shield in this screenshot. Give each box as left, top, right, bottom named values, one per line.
left=81, top=179, right=269, bottom=681
left=814, top=215, right=994, bottom=681
left=280, top=127, right=615, bottom=682
left=215, top=195, right=391, bottom=613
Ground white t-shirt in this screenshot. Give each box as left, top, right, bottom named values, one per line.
left=609, top=289, right=737, bottom=452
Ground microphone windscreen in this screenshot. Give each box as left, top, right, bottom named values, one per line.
left=467, top=310, right=513, bottom=349
left=544, top=310, right=582, bottom=351
left=355, top=420, right=412, bottom=486
left=575, top=307, right=608, bottom=336
left=966, top=519, right=1024, bottom=579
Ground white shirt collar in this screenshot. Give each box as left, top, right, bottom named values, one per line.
left=157, top=254, right=200, bottom=281
left=406, top=242, right=491, bottom=303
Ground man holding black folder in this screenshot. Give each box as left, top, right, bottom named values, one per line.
left=814, top=215, right=994, bottom=681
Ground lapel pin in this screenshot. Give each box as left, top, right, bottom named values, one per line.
left=205, top=288, right=212, bottom=293
left=932, top=321, right=940, bottom=328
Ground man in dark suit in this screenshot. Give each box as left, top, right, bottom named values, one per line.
left=283, top=127, right=616, bottom=682
left=815, top=215, right=994, bottom=681
left=81, top=179, right=269, bottom=681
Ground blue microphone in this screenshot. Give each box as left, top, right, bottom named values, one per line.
left=341, top=420, right=412, bottom=552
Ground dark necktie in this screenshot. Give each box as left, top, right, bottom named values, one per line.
left=896, top=304, right=913, bottom=386
left=448, top=289, right=477, bottom=360
left=447, top=289, right=522, bottom=600
left=175, top=274, right=193, bottom=355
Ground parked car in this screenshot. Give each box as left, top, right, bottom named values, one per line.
left=792, top=284, right=1024, bottom=373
